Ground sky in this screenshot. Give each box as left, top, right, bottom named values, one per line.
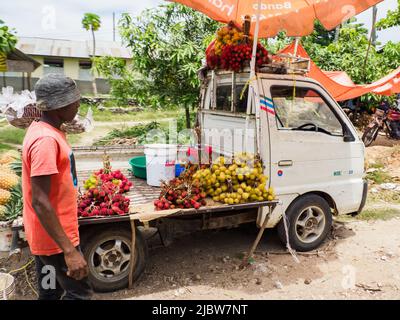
left=0, top=0, right=399, bottom=45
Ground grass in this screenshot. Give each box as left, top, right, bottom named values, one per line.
left=0, top=126, right=26, bottom=146
left=337, top=207, right=400, bottom=222
left=66, top=134, right=83, bottom=145
left=366, top=169, right=392, bottom=184
left=79, top=103, right=182, bottom=122
left=356, top=208, right=400, bottom=221
left=368, top=162, right=384, bottom=169
left=0, top=142, right=14, bottom=151
left=367, top=190, right=400, bottom=204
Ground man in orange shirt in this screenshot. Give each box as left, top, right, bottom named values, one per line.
left=22, top=73, right=92, bottom=300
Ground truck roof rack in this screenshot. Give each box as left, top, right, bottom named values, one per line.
left=198, top=54, right=310, bottom=80
left=258, top=54, right=311, bottom=75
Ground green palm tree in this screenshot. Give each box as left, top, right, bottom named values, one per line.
left=82, top=13, right=101, bottom=96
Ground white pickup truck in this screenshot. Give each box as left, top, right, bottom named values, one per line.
left=9, top=63, right=366, bottom=293
left=198, top=65, right=367, bottom=252
left=73, top=64, right=366, bottom=292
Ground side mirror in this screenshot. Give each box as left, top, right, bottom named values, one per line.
left=343, top=129, right=355, bottom=142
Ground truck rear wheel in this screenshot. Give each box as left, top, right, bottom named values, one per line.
left=81, top=226, right=148, bottom=292
left=277, top=195, right=332, bottom=252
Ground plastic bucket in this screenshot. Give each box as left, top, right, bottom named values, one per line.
left=144, top=144, right=177, bottom=187
left=0, top=222, right=12, bottom=252
left=175, top=164, right=185, bottom=177
left=129, top=156, right=147, bottom=179
left=187, top=145, right=213, bottom=164
left=0, top=273, right=15, bottom=300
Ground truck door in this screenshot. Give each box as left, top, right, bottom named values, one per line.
left=259, top=78, right=364, bottom=223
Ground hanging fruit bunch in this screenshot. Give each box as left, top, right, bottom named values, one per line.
left=206, top=22, right=270, bottom=72
left=192, top=153, right=275, bottom=205
left=154, top=168, right=207, bottom=211
left=83, top=153, right=133, bottom=193
left=78, top=181, right=130, bottom=217
left=79, top=153, right=132, bottom=218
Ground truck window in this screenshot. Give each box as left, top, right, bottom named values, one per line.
left=236, top=85, right=248, bottom=113
left=216, top=84, right=248, bottom=113
left=270, top=86, right=343, bottom=136
left=216, top=85, right=232, bottom=111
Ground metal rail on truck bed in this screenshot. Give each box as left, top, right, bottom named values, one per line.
left=78, top=175, right=279, bottom=226
left=78, top=200, right=279, bottom=226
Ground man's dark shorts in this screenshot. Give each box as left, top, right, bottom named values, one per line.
left=34, top=246, right=93, bottom=300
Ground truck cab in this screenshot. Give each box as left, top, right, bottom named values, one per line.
left=198, top=67, right=367, bottom=251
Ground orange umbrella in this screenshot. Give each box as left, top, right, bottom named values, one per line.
left=170, top=0, right=383, bottom=37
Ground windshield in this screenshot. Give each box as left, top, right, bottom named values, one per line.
left=271, top=86, right=343, bottom=136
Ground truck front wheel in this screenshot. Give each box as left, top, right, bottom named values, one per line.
left=81, top=226, right=148, bottom=292
left=277, top=195, right=332, bottom=252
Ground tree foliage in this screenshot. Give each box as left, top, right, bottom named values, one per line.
left=0, top=20, right=17, bottom=54
left=268, top=19, right=399, bottom=86
left=96, top=4, right=400, bottom=113
left=117, top=4, right=220, bottom=108
left=82, top=13, right=101, bottom=32
left=376, top=0, right=400, bottom=30
left=93, top=55, right=158, bottom=105
left=82, top=13, right=101, bottom=96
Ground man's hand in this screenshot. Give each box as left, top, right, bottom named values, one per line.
left=64, top=248, right=89, bottom=280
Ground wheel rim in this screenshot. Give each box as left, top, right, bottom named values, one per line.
left=294, top=206, right=326, bottom=244
left=88, top=236, right=133, bottom=283
left=363, top=127, right=378, bottom=146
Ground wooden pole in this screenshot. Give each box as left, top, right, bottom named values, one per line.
left=128, top=219, right=137, bottom=289
left=28, top=72, right=32, bottom=91
left=362, top=6, right=378, bottom=82
left=240, top=205, right=273, bottom=268
left=293, top=37, right=300, bottom=56
left=371, top=5, right=378, bottom=47
left=113, top=12, right=116, bottom=42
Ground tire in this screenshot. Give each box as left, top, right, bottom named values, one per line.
left=277, top=195, right=332, bottom=252
left=362, top=124, right=380, bottom=147
left=81, top=226, right=148, bottom=292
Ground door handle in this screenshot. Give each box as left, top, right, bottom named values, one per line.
left=278, top=160, right=293, bottom=167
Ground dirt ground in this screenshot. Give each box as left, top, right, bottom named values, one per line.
left=2, top=215, right=400, bottom=300
left=2, top=134, right=400, bottom=300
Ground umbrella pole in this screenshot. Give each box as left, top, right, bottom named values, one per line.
left=250, top=0, right=261, bottom=77
left=293, top=37, right=300, bottom=56
left=246, top=0, right=261, bottom=154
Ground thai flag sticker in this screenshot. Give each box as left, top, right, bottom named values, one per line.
left=260, top=96, right=275, bottom=116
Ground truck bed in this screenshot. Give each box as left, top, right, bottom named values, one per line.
left=78, top=174, right=279, bottom=226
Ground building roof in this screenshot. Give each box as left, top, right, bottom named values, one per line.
left=16, top=37, right=132, bottom=59
left=8, top=48, right=41, bottom=69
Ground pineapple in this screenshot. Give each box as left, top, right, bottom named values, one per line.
left=0, top=172, right=19, bottom=190
left=0, top=150, right=20, bottom=165
left=0, top=189, right=11, bottom=205
left=0, top=164, right=13, bottom=175
left=0, top=205, right=6, bottom=220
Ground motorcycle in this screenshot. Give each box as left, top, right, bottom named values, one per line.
left=362, top=103, right=400, bottom=147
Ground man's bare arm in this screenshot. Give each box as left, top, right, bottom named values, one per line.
left=31, top=175, right=88, bottom=280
